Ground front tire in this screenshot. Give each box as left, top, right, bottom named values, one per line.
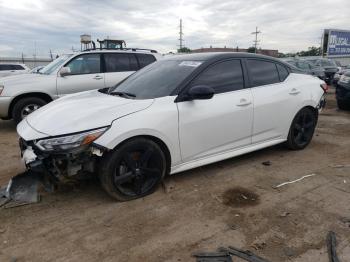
left=12, top=97, right=46, bottom=124
left=286, top=107, right=317, bottom=150
left=99, top=138, right=167, bottom=201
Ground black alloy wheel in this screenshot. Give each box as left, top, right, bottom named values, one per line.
left=100, top=138, right=166, bottom=201
left=287, top=107, right=317, bottom=150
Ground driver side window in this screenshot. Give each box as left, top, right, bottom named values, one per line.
left=190, top=59, right=244, bottom=94
left=65, top=54, right=101, bottom=75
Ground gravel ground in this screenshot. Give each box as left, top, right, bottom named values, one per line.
left=0, top=89, right=349, bottom=262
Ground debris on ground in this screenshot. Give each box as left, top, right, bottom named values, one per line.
left=262, top=161, right=271, bottom=166
left=282, top=247, right=296, bottom=257
left=273, top=174, right=317, bottom=189
left=339, top=217, right=350, bottom=228
left=218, top=246, right=271, bottom=262
left=330, top=164, right=350, bottom=168
left=279, top=211, right=291, bottom=218
left=193, top=252, right=232, bottom=262
left=222, top=187, right=259, bottom=208
left=0, top=171, right=41, bottom=208
left=327, top=231, right=340, bottom=262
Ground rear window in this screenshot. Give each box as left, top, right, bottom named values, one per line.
left=104, top=53, right=138, bottom=72
left=276, top=64, right=289, bottom=81
left=11, top=65, right=25, bottom=70
left=136, top=54, right=156, bottom=68
left=0, top=64, right=12, bottom=71
left=247, top=59, right=280, bottom=87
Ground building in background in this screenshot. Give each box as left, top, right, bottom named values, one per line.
left=191, top=46, right=279, bottom=57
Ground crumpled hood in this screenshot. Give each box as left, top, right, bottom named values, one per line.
left=25, top=90, right=154, bottom=137
left=0, top=73, right=50, bottom=86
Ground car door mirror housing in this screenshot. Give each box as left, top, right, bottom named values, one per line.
left=187, top=85, right=215, bottom=100
left=59, top=67, right=71, bottom=77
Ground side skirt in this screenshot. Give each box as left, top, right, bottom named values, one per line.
left=170, top=138, right=286, bottom=175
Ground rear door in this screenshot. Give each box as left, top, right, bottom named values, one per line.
left=56, top=53, right=105, bottom=96
left=103, top=53, right=139, bottom=88
left=177, top=59, right=253, bottom=162
left=247, top=59, right=296, bottom=143
left=103, top=53, right=157, bottom=88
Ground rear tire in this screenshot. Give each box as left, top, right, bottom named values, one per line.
left=12, top=97, right=46, bottom=124
left=286, top=107, right=317, bottom=150
left=99, top=138, right=167, bottom=201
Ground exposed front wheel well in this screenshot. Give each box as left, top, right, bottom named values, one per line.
left=8, top=93, right=53, bottom=119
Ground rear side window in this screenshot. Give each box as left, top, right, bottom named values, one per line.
left=136, top=54, right=156, bottom=68
left=276, top=64, right=289, bottom=81
left=11, top=65, right=25, bottom=70
left=191, top=60, right=244, bottom=94
left=247, top=59, right=280, bottom=87
left=0, top=64, right=12, bottom=71
left=104, top=53, right=138, bottom=72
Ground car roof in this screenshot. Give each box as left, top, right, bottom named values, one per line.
left=79, top=49, right=158, bottom=55
left=164, top=52, right=292, bottom=68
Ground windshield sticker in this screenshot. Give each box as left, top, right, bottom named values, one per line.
left=179, top=61, right=202, bottom=67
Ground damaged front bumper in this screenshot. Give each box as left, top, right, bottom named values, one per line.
left=19, top=138, right=106, bottom=184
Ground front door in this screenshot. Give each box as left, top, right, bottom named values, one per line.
left=56, top=53, right=105, bottom=96
left=177, top=59, right=253, bottom=162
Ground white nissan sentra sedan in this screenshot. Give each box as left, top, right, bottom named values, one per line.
left=17, top=52, right=327, bottom=201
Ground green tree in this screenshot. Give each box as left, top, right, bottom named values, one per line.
left=247, top=47, right=257, bottom=53
left=177, top=47, right=191, bottom=53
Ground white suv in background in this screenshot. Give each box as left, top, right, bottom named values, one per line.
left=0, top=63, right=30, bottom=78
left=0, top=49, right=161, bottom=123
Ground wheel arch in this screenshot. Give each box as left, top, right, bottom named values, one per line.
left=8, top=92, right=53, bottom=118
left=109, top=135, right=172, bottom=175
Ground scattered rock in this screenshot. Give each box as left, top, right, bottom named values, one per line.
left=283, top=247, right=296, bottom=257
left=279, top=212, right=291, bottom=218
left=262, top=161, right=271, bottom=166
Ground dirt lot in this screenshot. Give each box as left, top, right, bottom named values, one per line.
left=0, top=90, right=349, bottom=262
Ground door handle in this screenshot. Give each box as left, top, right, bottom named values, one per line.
left=289, top=88, right=300, bottom=95
left=93, top=75, right=103, bottom=80
left=236, top=98, right=252, bottom=106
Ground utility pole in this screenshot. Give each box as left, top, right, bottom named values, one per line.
left=251, top=26, right=261, bottom=53
left=49, top=49, right=53, bottom=61
left=179, top=19, right=184, bottom=50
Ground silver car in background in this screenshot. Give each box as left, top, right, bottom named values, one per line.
left=0, top=49, right=161, bottom=123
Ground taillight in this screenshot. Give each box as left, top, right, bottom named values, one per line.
left=320, top=83, right=328, bottom=93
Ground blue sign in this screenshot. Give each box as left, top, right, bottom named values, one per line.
left=328, top=30, right=350, bottom=56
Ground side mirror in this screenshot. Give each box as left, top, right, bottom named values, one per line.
left=59, top=67, right=71, bottom=77
left=187, top=85, right=215, bottom=100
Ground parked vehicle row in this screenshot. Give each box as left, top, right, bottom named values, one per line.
left=282, top=59, right=326, bottom=80
left=17, top=52, right=326, bottom=201
left=0, top=49, right=161, bottom=123
left=0, top=63, right=30, bottom=78
left=336, top=71, right=350, bottom=110
left=282, top=57, right=340, bottom=85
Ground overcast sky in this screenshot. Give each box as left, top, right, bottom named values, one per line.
left=0, top=0, right=349, bottom=57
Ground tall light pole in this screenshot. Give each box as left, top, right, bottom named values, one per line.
left=251, top=26, right=261, bottom=53
left=179, top=19, right=184, bottom=50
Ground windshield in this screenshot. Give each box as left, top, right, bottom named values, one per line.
left=110, top=60, right=202, bottom=99
left=320, top=60, right=336, bottom=67
left=40, top=54, right=73, bottom=75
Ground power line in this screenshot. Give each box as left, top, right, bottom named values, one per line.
left=251, top=26, right=261, bottom=53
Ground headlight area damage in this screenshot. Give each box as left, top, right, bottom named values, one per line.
left=0, top=128, right=108, bottom=206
